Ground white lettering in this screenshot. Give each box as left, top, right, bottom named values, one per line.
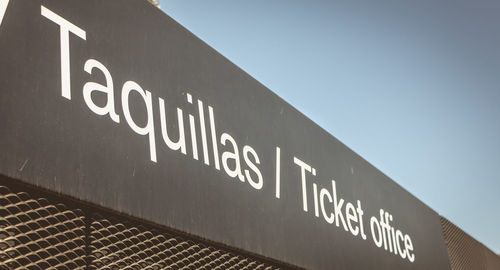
left=346, top=202, right=359, bottom=236
left=188, top=113, right=198, bottom=160
left=293, top=157, right=311, bottom=212
left=41, top=6, right=86, bottom=100
left=313, top=183, right=320, bottom=217
left=198, top=99, right=209, bottom=165
left=221, top=133, right=244, bottom=181
left=371, top=216, right=383, bottom=248
left=0, top=0, right=9, bottom=27
left=320, top=188, right=334, bottom=224
left=396, top=230, right=407, bottom=259
left=83, top=59, right=120, bottom=122
left=357, top=200, right=367, bottom=240
left=332, top=180, right=348, bottom=231
left=275, top=146, right=281, bottom=199
left=405, top=234, right=415, bottom=262
left=121, top=81, right=157, bottom=162
left=243, top=145, right=263, bottom=190
left=159, top=98, right=186, bottom=154
left=208, top=106, right=220, bottom=170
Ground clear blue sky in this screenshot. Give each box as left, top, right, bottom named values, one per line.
left=159, top=0, right=500, bottom=253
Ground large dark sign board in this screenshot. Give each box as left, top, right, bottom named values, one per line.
left=0, top=1, right=452, bottom=269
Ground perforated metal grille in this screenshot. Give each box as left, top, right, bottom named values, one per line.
left=0, top=182, right=287, bottom=269
left=440, top=216, right=500, bottom=270
left=88, top=216, right=279, bottom=270
left=0, top=186, right=86, bottom=269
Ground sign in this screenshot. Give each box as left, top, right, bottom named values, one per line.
left=0, top=1, right=452, bottom=269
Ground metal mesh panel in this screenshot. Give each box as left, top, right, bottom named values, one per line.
left=0, top=186, right=87, bottom=269
left=88, top=216, right=279, bottom=270
left=0, top=181, right=287, bottom=269
left=440, top=216, right=500, bottom=270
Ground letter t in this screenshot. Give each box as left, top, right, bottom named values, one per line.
left=293, top=157, right=312, bottom=212
left=41, top=6, right=86, bottom=100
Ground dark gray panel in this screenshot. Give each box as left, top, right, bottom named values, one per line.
left=0, top=0, right=451, bottom=269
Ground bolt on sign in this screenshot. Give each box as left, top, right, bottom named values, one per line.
left=0, top=1, right=452, bottom=269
